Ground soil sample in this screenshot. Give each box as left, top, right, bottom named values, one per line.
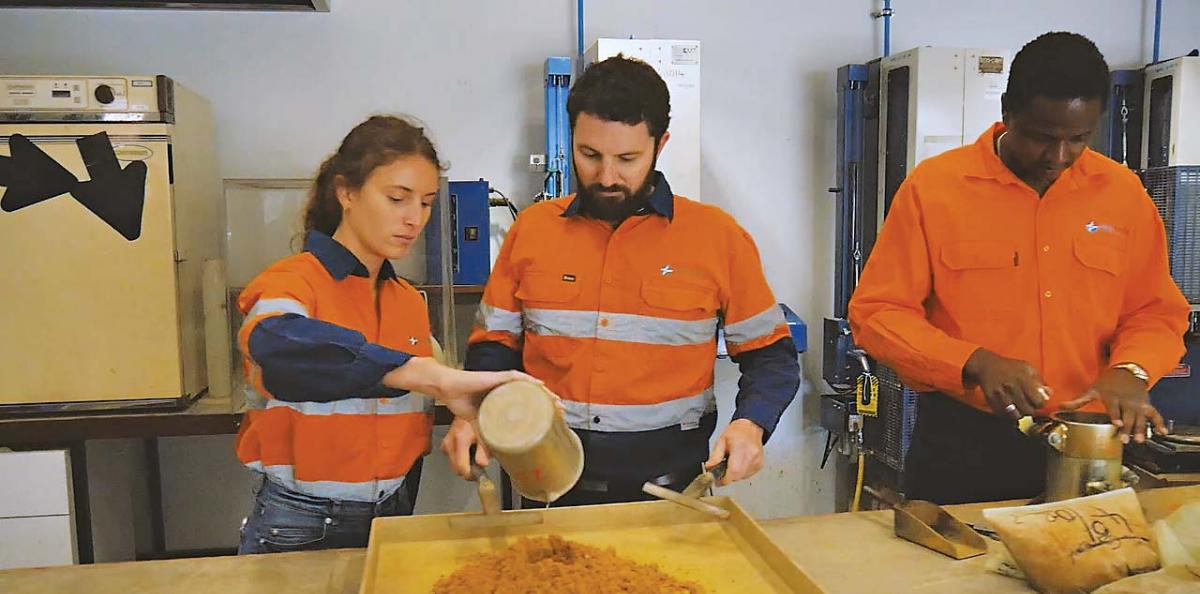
left=433, top=534, right=705, bottom=594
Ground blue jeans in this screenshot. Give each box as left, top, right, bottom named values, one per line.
left=238, top=461, right=420, bottom=555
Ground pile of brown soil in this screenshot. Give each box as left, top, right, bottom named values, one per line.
left=432, top=534, right=705, bottom=594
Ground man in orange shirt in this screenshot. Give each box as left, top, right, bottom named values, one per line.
left=849, top=32, right=1190, bottom=504
left=443, top=56, right=801, bottom=505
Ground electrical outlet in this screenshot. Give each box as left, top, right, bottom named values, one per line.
left=528, top=154, right=547, bottom=172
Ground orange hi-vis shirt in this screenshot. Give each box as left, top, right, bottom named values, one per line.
left=235, top=232, right=434, bottom=502
left=469, top=180, right=790, bottom=433
left=849, top=123, right=1190, bottom=415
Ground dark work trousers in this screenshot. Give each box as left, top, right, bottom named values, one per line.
left=902, top=392, right=1045, bottom=505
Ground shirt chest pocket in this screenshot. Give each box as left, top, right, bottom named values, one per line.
left=1070, top=238, right=1127, bottom=315
left=640, top=278, right=719, bottom=315
left=937, top=241, right=1020, bottom=312
left=1072, top=238, right=1125, bottom=278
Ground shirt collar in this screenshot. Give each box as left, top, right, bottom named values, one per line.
left=303, top=231, right=397, bottom=282
left=965, top=122, right=1017, bottom=181
left=966, top=122, right=1108, bottom=189
left=561, top=170, right=675, bottom=221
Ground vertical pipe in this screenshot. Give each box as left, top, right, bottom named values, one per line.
left=883, top=0, right=892, bottom=57
left=1153, top=0, right=1163, bottom=63
left=577, top=0, right=585, bottom=73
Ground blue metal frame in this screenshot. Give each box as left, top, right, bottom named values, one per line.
left=833, top=64, right=869, bottom=318
left=824, top=63, right=873, bottom=390
left=544, top=57, right=573, bottom=198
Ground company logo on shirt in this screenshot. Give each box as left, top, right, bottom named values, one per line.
left=660, top=265, right=675, bottom=276
left=1085, top=220, right=1117, bottom=235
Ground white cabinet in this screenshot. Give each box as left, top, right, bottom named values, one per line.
left=0, top=449, right=77, bottom=569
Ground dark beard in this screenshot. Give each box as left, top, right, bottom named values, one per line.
left=575, top=169, right=657, bottom=225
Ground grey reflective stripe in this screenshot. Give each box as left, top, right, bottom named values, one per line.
left=525, top=308, right=597, bottom=337
left=245, top=297, right=309, bottom=321
left=723, top=305, right=785, bottom=346
left=598, top=312, right=716, bottom=345
left=560, top=388, right=716, bottom=432
left=265, top=395, right=430, bottom=416
left=525, top=308, right=718, bottom=346
left=246, top=462, right=405, bottom=503
left=475, top=303, right=524, bottom=335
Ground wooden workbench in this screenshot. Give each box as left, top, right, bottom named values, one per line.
left=764, top=484, right=1196, bottom=593
left=1, top=486, right=1196, bottom=594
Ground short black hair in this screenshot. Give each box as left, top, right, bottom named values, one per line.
left=567, top=55, right=671, bottom=142
left=1003, top=32, right=1110, bottom=115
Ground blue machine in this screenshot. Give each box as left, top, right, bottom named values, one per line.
left=545, top=57, right=573, bottom=198
left=824, top=62, right=878, bottom=390
left=426, top=179, right=491, bottom=286
left=821, top=60, right=922, bottom=495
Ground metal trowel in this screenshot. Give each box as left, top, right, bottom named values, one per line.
left=641, top=460, right=731, bottom=520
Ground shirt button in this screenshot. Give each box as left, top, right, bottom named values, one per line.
left=592, top=415, right=601, bottom=424
left=603, top=278, right=613, bottom=285
left=1044, top=290, right=1053, bottom=298
left=1042, top=245, right=1051, bottom=253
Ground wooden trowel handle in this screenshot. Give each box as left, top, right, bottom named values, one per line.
left=477, top=474, right=501, bottom=515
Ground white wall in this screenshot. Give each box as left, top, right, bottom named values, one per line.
left=2, top=0, right=1194, bottom=550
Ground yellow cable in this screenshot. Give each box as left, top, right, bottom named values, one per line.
left=850, top=451, right=865, bottom=512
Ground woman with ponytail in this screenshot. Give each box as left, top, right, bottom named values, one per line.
left=234, top=115, right=533, bottom=553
